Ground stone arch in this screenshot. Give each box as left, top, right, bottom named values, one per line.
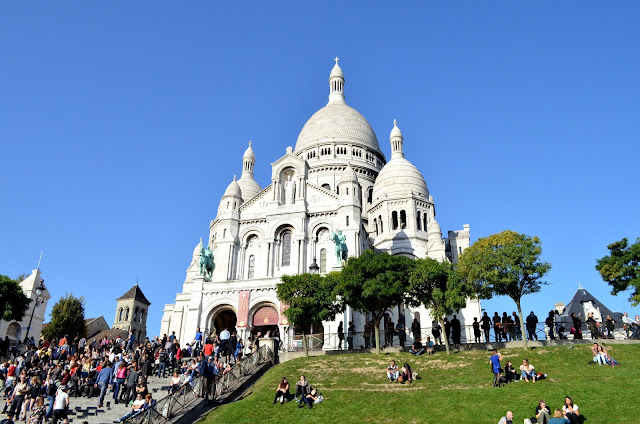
left=5, top=322, right=21, bottom=343
left=118, top=308, right=123, bottom=322
left=249, top=301, right=280, bottom=334
left=239, top=226, right=265, bottom=244
left=310, top=221, right=333, bottom=239
left=205, top=303, right=238, bottom=337
left=125, top=307, right=130, bottom=321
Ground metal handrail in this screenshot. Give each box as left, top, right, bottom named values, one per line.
left=123, top=344, right=274, bottom=424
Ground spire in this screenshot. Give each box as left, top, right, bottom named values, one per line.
left=390, top=119, right=404, bottom=159
left=328, top=57, right=345, bottom=104
left=242, top=140, right=256, bottom=177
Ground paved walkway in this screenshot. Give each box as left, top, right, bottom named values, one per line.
left=47, top=375, right=169, bottom=424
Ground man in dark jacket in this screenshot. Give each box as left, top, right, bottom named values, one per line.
left=526, top=311, right=538, bottom=340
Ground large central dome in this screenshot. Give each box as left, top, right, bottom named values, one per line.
left=294, top=59, right=382, bottom=156
left=295, top=103, right=381, bottom=153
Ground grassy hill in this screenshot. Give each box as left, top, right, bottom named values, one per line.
left=201, top=343, right=639, bottom=424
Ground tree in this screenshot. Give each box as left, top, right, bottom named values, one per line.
left=0, top=274, right=31, bottom=322
left=408, top=258, right=469, bottom=355
left=596, top=237, right=640, bottom=306
left=42, top=294, right=87, bottom=341
left=335, top=250, right=413, bottom=354
left=457, top=230, right=551, bottom=350
left=277, top=272, right=342, bottom=356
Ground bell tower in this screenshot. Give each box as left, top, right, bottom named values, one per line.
left=113, top=283, right=151, bottom=342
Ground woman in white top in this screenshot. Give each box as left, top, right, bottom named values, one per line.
left=519, top=359, right=536, bottom=382
left=562, top=396, right=579, bottom=424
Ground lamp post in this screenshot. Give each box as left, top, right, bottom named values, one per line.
left=24, top=279, right=46, bottom=345
left=309, top=258, right=320, bottom=274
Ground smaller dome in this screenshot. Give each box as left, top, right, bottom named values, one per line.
left=237, top=177, right=262, bottom=201
left=390, top=119, right=403, bottom=140
left=330, top=61, right=343, bottom=78
left=223, top=176, right=242, bottom=198
left=427, top=218, right=442, bottom=237
left=339, top=165, right=358, bottom=183
left=372, top=158, right=429, bottom=201
left=243, top=140, right=255, bottom=160
left=193, top=238, right=203, bottom=256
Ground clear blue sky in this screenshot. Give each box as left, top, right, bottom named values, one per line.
left=2, top=3, right=639, bottom=336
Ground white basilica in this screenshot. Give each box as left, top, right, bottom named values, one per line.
left=161, top=59, right=480, bottom=347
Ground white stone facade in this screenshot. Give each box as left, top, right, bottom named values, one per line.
left=0, top=269, right=51, bottom=345
left=161, top=60, right=480, bottom=347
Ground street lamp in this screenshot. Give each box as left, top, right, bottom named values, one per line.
left=24, top=279, right=46, bottom=345
left=309, top=258, right=320, bottom=274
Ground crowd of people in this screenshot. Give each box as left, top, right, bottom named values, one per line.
left=0, top=325, right=271, bottom=424
left=331, top=310, right=639, bottom=352
left=499, top=396, right=581, bottom=424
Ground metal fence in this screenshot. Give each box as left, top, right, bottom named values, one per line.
left=281, top=322, right=639, bottom=352
left=123, top=344, right=274, bottom=424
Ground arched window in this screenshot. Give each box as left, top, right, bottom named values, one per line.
left=374, top=218, right=378, bottom=236
left=139, top=309, right=145, bottom=324
left=414, top=311, right=421, bottom=323
left=392, top=211, right=399, bottom=230
left=400, top=210, right=407, bottom=229
left=346, top=187, right=349, bottom=195
left=118, top=308, right=123, bottom=322
left=223, top=229, right=226, bottom=238
left=322, top=183, right=331, bottom=191
left=417, top=211, right=422, bottom=230
left=248, top=255, right=255, bottom=279
left=367, top=187, right=373, bottom=204
left=320, top=248, right=327, bottom=273
left=281, top=231, right=292, bottom=266
left=125, top=307, right=130, bottom=321
left=423, top=213, right=427, bottom=231
left=133, top=307, right=138, bottom=322
left=346, top=216, right=349, bottom=226
left=378, top=215, right=383, bottom=233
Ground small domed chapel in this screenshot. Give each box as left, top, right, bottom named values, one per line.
left=161, top=59, right=478, bottom=345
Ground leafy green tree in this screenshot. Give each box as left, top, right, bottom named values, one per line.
left=0, top=274, right=31, bottom=322
left=42, top=294, right=87, bottom=341
left=277, top=272, right=342, bottom=356
left=408, top=258, right=469, bottom=355
left=457, top=230, right=551, bottom=350
left=335, top=250, right=413, bottom=354
left=596, top=237, right=640, bottom=306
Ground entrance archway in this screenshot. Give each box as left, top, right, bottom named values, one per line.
left=6, top=322, right=21, bottom=343
left=209, top=308, right=237, bottom=337
left=251, top=305, right=279, bottom=338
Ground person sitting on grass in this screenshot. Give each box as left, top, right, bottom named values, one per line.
left=273, top=377, right=290, bottom=404
left=385, top=360, right=399, bottom=383
left=294, top=375, right=310, bottom=400
left=498, top=410, right=514, bottom=424
left=425, top=337, right=435, bottom=355
left=503, top=360, right=517, bottom=383
left=520, top=359, right=536, bottom=383
left=297, top=388, right=321, bottom=410
left=489, top=350, right=503, bottom=387
left=410, top=339, right=424, bottom=356
left=591, top=343, right=605, bottom=366
left=532, top=399, right=551, bottom=424
left=547, top=409, right=569, bottom=424
left=598, top=345, right=620, bottom=367
left=561, top=396, right=579, bottom=424
left=400, top=363, right=413, bottom=384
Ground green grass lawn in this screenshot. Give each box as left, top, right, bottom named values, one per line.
left=201, top=344, right=639, bottom=424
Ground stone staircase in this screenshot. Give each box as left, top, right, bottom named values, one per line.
left=43, top=375, right=168, bottom=424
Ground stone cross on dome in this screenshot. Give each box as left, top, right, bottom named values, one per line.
left=334, top=57, right=339, bottom=65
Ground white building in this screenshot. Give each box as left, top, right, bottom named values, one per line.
left=0, top=269, right=51, bottom=345
left=161, top=59, right=480, bottom=347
